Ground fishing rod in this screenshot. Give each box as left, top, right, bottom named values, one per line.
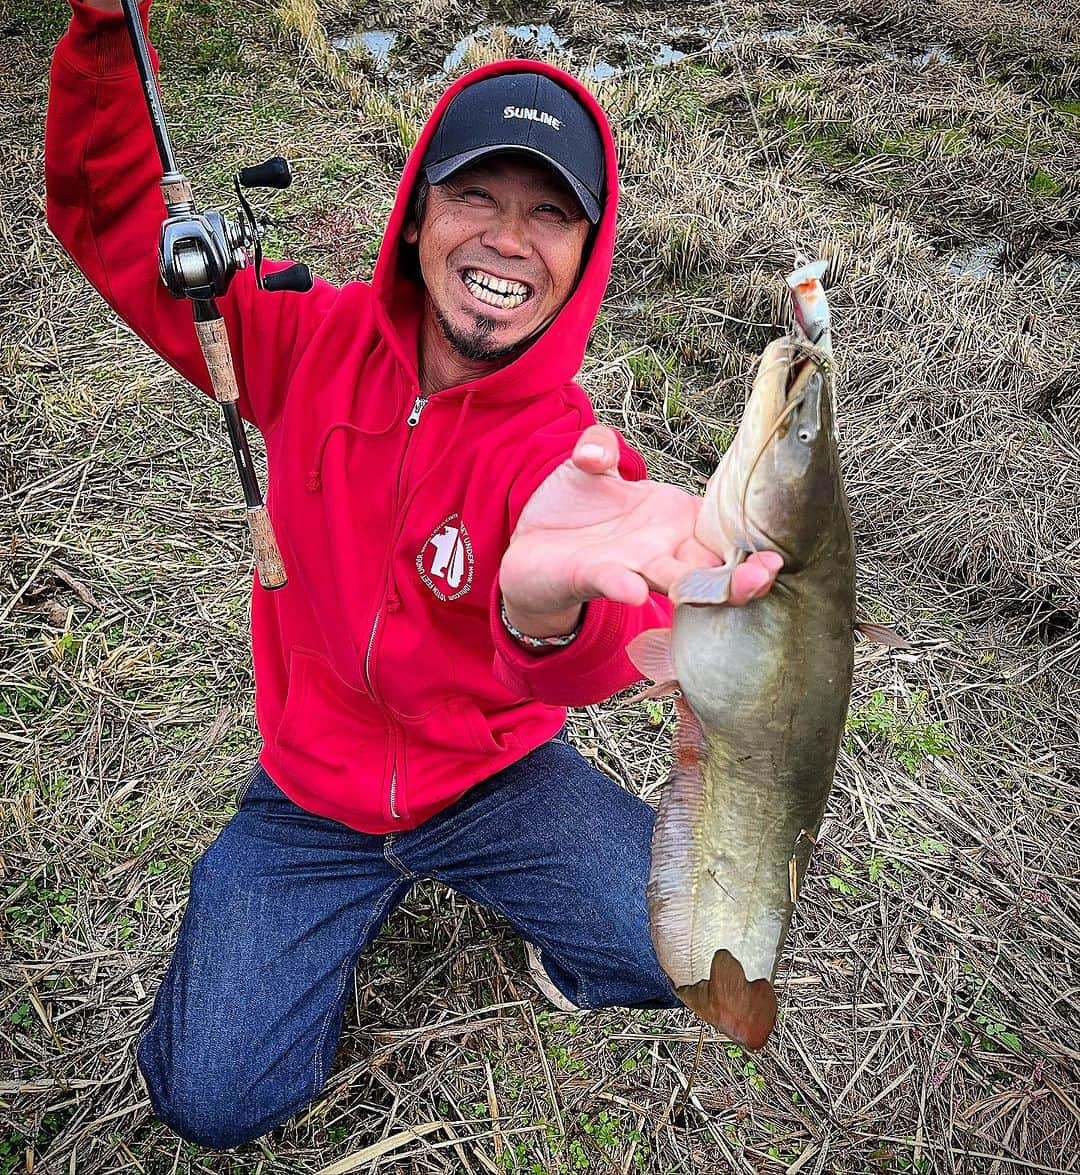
left=119, top=0, right=313, bottom=590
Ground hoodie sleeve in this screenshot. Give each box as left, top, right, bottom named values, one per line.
left=490, top=431, right=674, bottom=707
left=44, top=1, right=339, bottom=433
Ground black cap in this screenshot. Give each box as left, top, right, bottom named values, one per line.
left=422, top=73, right=605, bottom=223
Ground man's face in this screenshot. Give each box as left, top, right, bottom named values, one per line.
left=404, top=155, right=592, bottom=362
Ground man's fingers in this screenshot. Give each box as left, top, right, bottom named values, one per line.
left=729, top=550, right=784, bottom=605
left=639, top=553, right=716, bottom=596
left=572, top=425, right=620, bottom=476
left=588, top=561, right=650, bottom=606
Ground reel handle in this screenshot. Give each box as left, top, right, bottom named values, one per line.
left=238, top=156, right=293, bottom=190
left=263, top=263, right=314, bottom=294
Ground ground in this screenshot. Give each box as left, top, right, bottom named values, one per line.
left=1, top=0, right=1078, bottom=1172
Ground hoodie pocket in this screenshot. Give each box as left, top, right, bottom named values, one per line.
left=399, top=695, right=520, bottom=758
left=276, top=647, right=388, bottom=779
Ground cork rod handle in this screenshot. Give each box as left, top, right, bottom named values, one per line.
left=248, top=506, right=288, bottom=590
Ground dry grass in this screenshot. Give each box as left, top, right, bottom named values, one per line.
left=2, top=0, right=1078, bottom=1172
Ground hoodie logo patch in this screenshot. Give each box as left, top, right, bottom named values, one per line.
left=417, top=514, right=474, bottom=601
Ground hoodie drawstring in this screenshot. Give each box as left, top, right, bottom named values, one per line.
left=305, top=390, right=404, bottom=492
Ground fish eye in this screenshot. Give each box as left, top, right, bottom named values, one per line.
left=797, top=428, right=812, bottom=442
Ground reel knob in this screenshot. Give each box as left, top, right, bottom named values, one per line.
left=263, top=263, right=313, bottom=293
left=237, top=156, right=293, bottom=190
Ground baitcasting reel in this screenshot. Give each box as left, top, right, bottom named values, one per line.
left=157, top=156, right=313, bottom=301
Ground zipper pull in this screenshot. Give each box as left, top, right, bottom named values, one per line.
left=407, top=396, right=428, bottom=427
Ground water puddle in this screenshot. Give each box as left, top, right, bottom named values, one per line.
left=668, top=24, right=733, bottom=51
left=441, top=23, right=695, bottom=80
left=336, top=16, right=956, bottom=86
left=654, top=44, right=686, bottom=66
left=506, top=23, right=565, bottom=52
left=584, top=59, right=621, bottom=81
left=442, top=27, right=485, bottom=72
left=946, top=237, right=1004, bottom=276
left=1051, top=255, right=1080, bottom=285
left=914, top=43, right=952, bottom=66
left=443, top=22, right=564, bottom=72
left=332, top=29, right=397, bottom=68
left=582, top=44, right=687, bottom=81
left=337, top=19, right=735, bottom=83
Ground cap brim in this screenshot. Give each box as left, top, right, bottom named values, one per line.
left=425, top=145, right=602, bottom=224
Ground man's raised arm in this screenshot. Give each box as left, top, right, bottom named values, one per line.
left=45, top=0, right=339, bottom=432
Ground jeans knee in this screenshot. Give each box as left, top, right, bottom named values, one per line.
left=137, top=1026, right=295, bottom=1150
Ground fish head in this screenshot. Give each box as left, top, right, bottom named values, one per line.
left=697, top=337, right=844, bottom=570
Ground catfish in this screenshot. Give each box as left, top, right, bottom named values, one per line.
left=627, top=262, right=855, bottom=1049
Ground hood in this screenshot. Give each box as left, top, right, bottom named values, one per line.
left=371, top=60, right=619, bottom=403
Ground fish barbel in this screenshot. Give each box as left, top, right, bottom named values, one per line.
left=627, top=261, right=854, bottom=1049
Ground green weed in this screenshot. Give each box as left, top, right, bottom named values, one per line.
left=846, top=690, right=954, bottom=775
left=4, top=880, right=77, bottom=934
left=3, top=1108, right=76, bottom=1173
left=9, top=1002, right=33, bottom=1029
left=320, top=153, right=369, bottom=182
left=496, top=1108, right=648, bottom=1173
left=157, top=0, right=244, bottom=74
left=866, top=852, right=906, bottom=888
left=876, top=125, right=967, bottom=158
left=863, top=1145, right=931, bottom=1173
left=662, top=379, right=688, bottom=422
left=726, top=1042, right=766, bottom=1091
left=0, top=1134, right=26, bottom=1175
left=0, top=686, right=47, bottom=716
left=1028, top=168, right=1063, bottom=198
left=625, top=349, right=667, bottom=390
left=642, top=698, right=666, bottom=726
left=707, top=424, right=737, bottom=453
left=972, top=1011, right=1023, bottom=1055
left=546, top=1043, right=587, bottom=1076
left=779, top=113, right=856, bottom=166
left=828, top=872, right=859, bottom=898
left=6, top=0, right=68, bottom=41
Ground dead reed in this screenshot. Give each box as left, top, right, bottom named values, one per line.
left=2, top=0, right=1077, bottom=1171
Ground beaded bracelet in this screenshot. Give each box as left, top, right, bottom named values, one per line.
left=499, top=600, right=581, bottom=649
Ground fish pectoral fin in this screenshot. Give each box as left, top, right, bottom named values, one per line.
left=855, top=620, right=912, bottom=648
left=677, top=949, right=778, bottom=1051
left=671, top=566, right=734, bottom=607
left=621, top=680, right=680, bottom=706
left=626, top=627, right=676, bottom=683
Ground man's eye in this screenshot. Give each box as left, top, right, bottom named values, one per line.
left=536, top=204, right=568, bottom=219
left=462, top=188, right=492, bottom=201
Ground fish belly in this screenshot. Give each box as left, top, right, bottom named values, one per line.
left=647, top=577, right=853, bottom=1046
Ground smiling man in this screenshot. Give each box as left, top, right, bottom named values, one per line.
left=404, top=73, right=600, bottom=384
left=46, top=1, right=779, bottom=1151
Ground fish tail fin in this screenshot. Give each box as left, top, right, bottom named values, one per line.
left=677, top=949, right=778, bottom=1051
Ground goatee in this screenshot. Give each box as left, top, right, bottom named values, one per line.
left=435, top=307, right=526, bottom=362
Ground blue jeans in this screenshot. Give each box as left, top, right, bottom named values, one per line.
left=136, top=737, right=679, bottom=1149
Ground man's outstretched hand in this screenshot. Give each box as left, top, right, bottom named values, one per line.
left=499, top=425, right=783, bottom=639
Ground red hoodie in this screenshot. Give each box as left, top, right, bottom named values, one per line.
left=45, top=0, right=673, bottom=833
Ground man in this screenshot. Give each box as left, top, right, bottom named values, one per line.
left=46, top=0, right=781, bottom=1150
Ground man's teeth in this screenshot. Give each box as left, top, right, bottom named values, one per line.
left=463, top=270, right=530, bottom=309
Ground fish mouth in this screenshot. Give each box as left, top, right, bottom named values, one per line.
left=783, top=348, right=826, bottom=445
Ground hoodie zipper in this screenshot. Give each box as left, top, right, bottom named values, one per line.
left=389, top=765, right=400, bottom=819
left=361, top=395, right=428, bottom=692
left=407, top=396, right=427, bottom=426
left=361, top=392, right=429, bottom=821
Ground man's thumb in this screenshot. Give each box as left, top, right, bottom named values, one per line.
left=572, top=425, right=620, bottom=475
